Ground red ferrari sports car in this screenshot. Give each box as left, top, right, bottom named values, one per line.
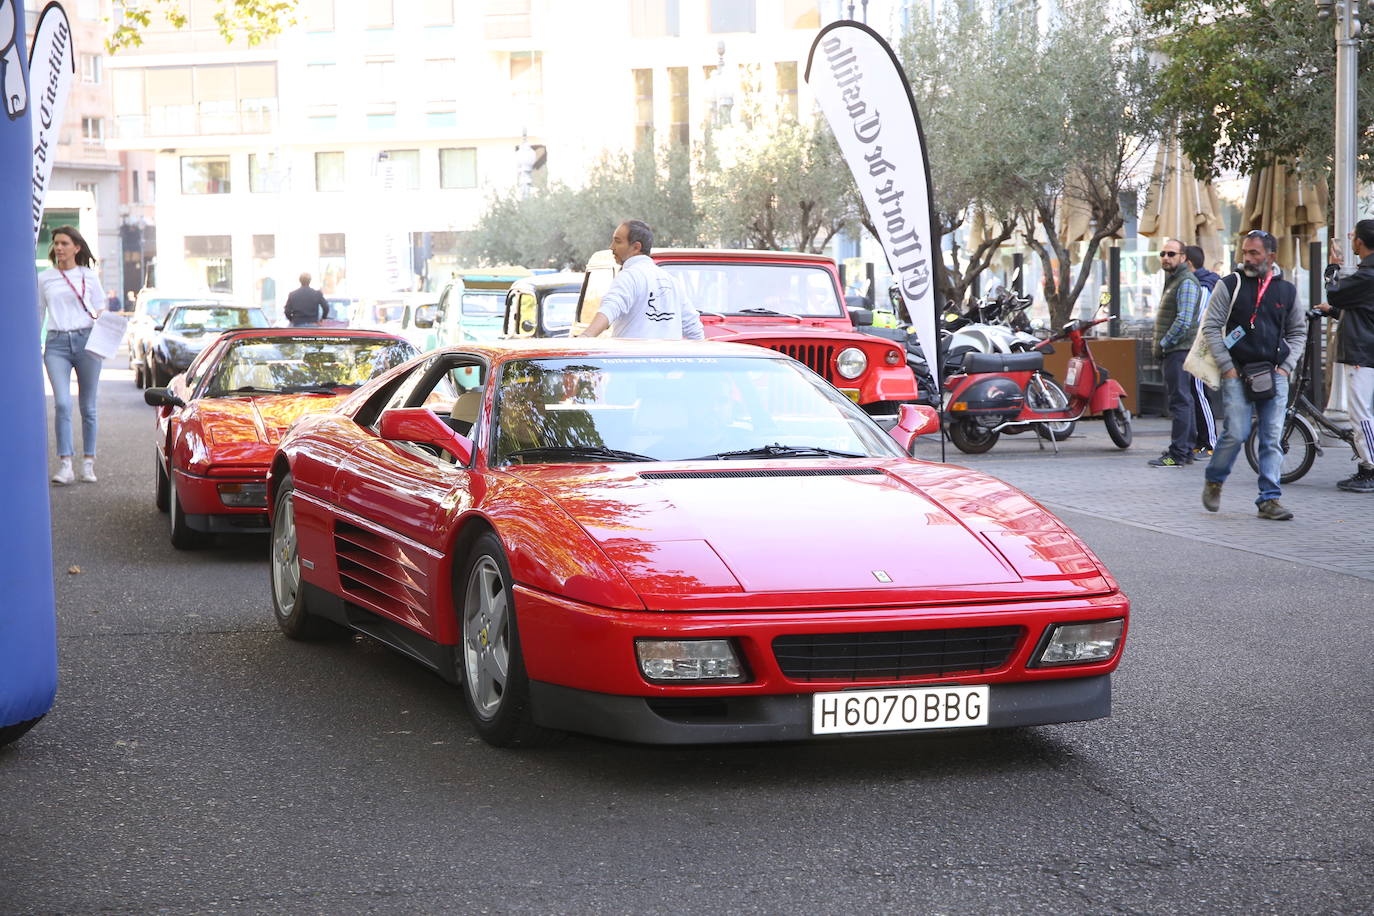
left=267, top=339, right=1129, bottom=746
left=143, top=328, right=418, bottom=549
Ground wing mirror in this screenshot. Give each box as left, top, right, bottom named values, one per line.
left=143, top=387, right=185, bottom=409
left=847, top=307, right=874, bottom=327
left=378, top=407, right=473, bottom=464
left=521, top=319, right=536, bottom=333
left=413, top=305, right=436, bottom=329
left=888, top=403, right=941, bottom=453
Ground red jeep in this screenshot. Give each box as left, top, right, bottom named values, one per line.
left=577, top=248, right=918, bottom=417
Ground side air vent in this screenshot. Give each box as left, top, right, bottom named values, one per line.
left=640, top=468, right=883, bottom=480
left=333, top=521, right=430, bottom=623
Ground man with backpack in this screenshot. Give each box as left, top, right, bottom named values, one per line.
left=1200, top=230, right=1307, bottom=520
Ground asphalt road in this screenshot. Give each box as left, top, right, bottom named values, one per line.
left=2, top=368, right=1371, bottom=915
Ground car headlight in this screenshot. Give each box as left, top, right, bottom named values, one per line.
left=836, top=347, right=868, bottom=380
left=1033, top=619, right=1124, bottom=667
left=217, top=482, right=268, bottom=508
left=636, top=639, right=745, bottom=683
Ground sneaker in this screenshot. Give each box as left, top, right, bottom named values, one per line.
left=1148, top=453, right=1185, bottom=468
left=1257, top=499, right=1294, bottom=521
left=51, top=458, right=74, bottom=486
left=1202, top=481, right=1222, bottom=512
left=1336, top=466, right=1374, bottom=493
left=1193, top=447, right=1214, bottom=459
left=79, top=458, right=97, bottom=483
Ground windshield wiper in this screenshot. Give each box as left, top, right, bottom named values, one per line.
left=504, top=445, right=659, bottom=464
left=735, top=308, right=803, bottom=322
left=692, top=444, right=865, bottom=460
left=226, top=385, right=280, bottom=395
left=281, top=384, right=343, bottom=395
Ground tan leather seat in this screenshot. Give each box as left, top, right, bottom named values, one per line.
left=449, top=389, right=484, bottom=436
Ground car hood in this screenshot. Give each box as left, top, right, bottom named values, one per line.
left=702, top=316, right=870, bottom=342
left=505, top=460, right=1115, bottom=611
left=198, top=394, right=347, bottom=464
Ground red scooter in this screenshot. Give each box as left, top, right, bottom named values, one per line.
left=942, top=315, right=1133, bottom=454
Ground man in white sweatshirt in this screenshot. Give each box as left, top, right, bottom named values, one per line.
left=579, top=220, right=705, bottom=340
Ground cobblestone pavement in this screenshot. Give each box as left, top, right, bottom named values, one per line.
left=914, top=415, right=1374, bottom=582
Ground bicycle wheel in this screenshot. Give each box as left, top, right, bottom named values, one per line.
left=1245, top=414, right=1318, bottom=484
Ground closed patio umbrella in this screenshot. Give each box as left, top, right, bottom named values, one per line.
left=1139, top=137, right=1224, bottom=267
left=1242, top=162, right=1328, bottom=271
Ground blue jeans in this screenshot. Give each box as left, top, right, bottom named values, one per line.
left=1205, top=373, right=1289, bottom=504
left=43, top=328, right=102, bottom=458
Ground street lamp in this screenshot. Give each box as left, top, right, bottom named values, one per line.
left=710, top=41, right=733, bottom=127
left=515, top=131, right=536, bottom=199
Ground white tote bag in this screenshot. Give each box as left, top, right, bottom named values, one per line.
left=82, top=311, right=129, bottom=360
left=1182, top=286, right=1220, bottom=390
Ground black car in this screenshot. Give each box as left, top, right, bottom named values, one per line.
left=501, top=272, right=584, bottom=339
left=148, top=304, right=270, bottom=385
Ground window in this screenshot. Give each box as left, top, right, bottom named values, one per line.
left=81, top=116, right=104, bottom=143
left=132, top=170, right=141, bottom=203
left=776, top=61, right=798, bottom=120
left=184, top=235, right=233, bottom=292
left=669, top=67, right=688, bottom=146
left=425, top=59, right=456, bottom=102
left=319, top=233, right=347, bottom=296
left=365, top=59, right=397, bottom=107
left=485, top=0, right=531, bottom=39
left=81, top=54, right=101, bottom=84
left=315, top=151, right=345, bottom=191
left=147, top=170, right=156, bottom=201
left=782, top=0, right=819, bottom=29
left=75, top=182, right=99, bottom=209
left=709, top=0, right=754, bottom=32
left=306, top=64, right=338, bottom=104
left=424, top=0, right=453, bottom=24
left=320, top=233, right=346, bottom=256
left=509, top=51, right=542, bottom=98
left=631, top=0, right=680, bottom=37
left=380, top=150, right=420, bottom=190
left=248, top=152, right=281, bottom=192
left=439, top=148, right=477, bottom=189
left=301, top=0, right=334, bottom=31
left=181, top=156, right=231, bottom=194
left=634, top=68, right=653, bottom=150
left=367, top=0, right=393, bottom=28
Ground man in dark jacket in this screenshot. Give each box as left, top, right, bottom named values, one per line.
left=1316, top=218, right=1374, bottom=493
left=1185, top=245, right=1221, bottom=457
left=1200, top=230, right=1307, bottom=520
left=1148, top=239, right=1202, bottom=467
left=283, top=273, right=329, bottom=326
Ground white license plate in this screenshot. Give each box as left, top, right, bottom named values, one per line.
left=811, top=685, right=989, bottom=735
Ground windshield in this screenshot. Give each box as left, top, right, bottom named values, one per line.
left=542, top=291, right=578, bottom=332
left=660, top=262, right=844, bottom=318
left=203, top=337, right=418, bottom=397
left=462, top=293, right=504, bottom=318
left=147, top=298, right=223, bottom=321
left=492, top=356, right=900, bottom=464
left=166, top=307, right=268, bottom=333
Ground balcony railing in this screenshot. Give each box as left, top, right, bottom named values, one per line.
left=114, top=100, right=279, bottom=139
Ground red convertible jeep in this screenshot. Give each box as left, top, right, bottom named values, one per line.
left=577, top=249, right=919, bottom=417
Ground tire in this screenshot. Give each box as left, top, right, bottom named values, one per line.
left=1245, top=415, right=1318, bottom=484
left=949, top=419, right=1000, bottom=454
left=1028, top=375, right=1076, bottom=441
left=0, top=716, right=42, bottom=748
left=1103, top=405, right=1133, bottom=449
left=133, top=360, right=145, bottom=389
left=459, top=532, right=563, bottom=747
left=269, top=475, right=338, bottom=640
left=155, top=452, right=170, bottom=513
left=168, top=470, right=208, bottom=550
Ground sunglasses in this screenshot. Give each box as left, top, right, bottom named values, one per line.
left=1159, top=250, right=1181, bottom=257
left=1245, top=230, right=1274, bottom=241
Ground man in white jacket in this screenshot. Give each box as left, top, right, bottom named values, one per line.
left=579, top=220, right=705, bottom=340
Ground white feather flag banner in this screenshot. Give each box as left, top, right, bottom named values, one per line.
left=805, top=20, right=942, bottom=379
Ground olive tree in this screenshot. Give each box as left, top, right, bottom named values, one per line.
left=108, top=0, right=297, bottom=52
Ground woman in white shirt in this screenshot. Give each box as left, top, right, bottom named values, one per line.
left=38, top=226, right=106, bottom=485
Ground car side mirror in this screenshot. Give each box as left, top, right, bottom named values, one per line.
left=521, top=319, right=535, bottom=333
left=143, top=387, right=185, bottom=409
left=153, top=323, right=164, bottom=331
left=888, top=403, right=941, bottom=454
left=414, top=305, right=436, bottom=329
left=378, top=407, right=473, bottom=464
left=848, top=307, right=874, bottom=327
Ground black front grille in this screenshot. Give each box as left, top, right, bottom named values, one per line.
left=640, top=468, right=882, bottom=480
left=769, top=343, right=837, bottom=381
left=774, top=626, right=1022, bottom=682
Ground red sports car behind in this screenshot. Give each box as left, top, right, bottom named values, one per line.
left=267, top=339, right=1129, bottom=746
left=144, top=328, right=418, bottom=549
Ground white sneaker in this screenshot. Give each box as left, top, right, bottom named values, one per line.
left=80, top=458, right=97, bottom=483
left=51, top=458, right=75, bottom=485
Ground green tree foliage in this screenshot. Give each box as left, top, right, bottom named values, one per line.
left=459, top=145, right=699, bottom=270
left=108, top=1, right=298, bottom=52
left=1143, top=0, right=1374, bottom=180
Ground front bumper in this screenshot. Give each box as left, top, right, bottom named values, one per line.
left=173, top=467, right=269, bottom=532
left=530, top=675, right=1111, bottom=744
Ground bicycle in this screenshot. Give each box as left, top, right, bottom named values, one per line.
left=1243, top=347, right=1359, bottom=484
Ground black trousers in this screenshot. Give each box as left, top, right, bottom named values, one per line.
left=1161, top=349, right=1196, bottom=461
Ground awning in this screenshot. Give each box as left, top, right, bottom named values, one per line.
left=1139, top=137, right=1224, bottom=267
left=1242, top=162, right=1328, bottom=271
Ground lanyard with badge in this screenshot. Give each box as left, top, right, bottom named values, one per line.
left=59, top=268, right=98, bottom=322
left=1223, top=272, right=1274, bottom=349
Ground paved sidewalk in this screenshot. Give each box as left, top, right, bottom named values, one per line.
left=914, top=416, right=1374, bottom=581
